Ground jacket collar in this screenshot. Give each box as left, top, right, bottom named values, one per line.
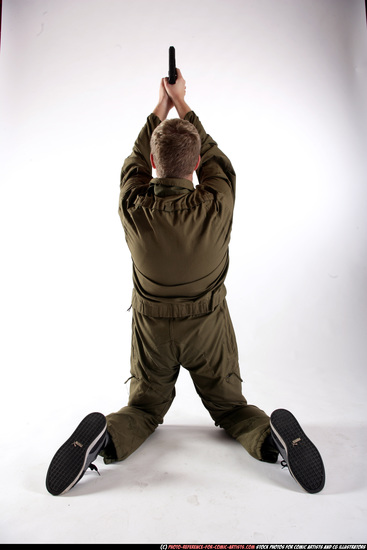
left=149, top=177, right=194, bottom=196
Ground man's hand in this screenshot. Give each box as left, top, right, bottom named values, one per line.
left=163, top=68, right=191, bottom=119
left=153, top=78, right=174, bottom=121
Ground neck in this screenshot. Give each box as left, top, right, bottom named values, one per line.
left=157, top=173, right=193, bottom=181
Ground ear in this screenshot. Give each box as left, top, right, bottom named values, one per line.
left=150, top=153, right=156, bottom=170
left=194, top=155, right=201, bottom=171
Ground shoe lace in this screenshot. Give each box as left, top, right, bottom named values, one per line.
left=281, top=459, right=288, bottom=469
left=88, top=463, right=100, bottom=476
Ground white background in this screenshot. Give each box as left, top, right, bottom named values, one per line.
left=0, top=0, right=366, bottom=544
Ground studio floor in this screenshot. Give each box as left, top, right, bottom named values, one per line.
left=1, top=361, right=366, bottom=545
left=1, top=0, right=366, bottom=545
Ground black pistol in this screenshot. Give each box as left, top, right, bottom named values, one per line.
left=168, top=46, right=177, bottom=84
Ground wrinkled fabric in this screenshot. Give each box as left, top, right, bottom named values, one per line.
left=101, top=112, right=276, bottom=465
left=119, top=111, right=235, bottom=317
left=103, top=302, right=272, bottom=463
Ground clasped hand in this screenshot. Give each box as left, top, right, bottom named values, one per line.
left=153, top=68, right=191, bottom=121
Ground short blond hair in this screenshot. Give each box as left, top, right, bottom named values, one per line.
left=150, top=118, right=201, bottom=178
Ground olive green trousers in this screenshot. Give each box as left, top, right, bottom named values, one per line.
left=101, top=300, right=276, bottom=464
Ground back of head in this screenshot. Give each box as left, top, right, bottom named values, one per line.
left=150, top=118, right=201, bottom=179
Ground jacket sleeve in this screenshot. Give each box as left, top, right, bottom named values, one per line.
left=184, top=111, right=236, bottom=202
left=119, top=113, right=162, bottom=207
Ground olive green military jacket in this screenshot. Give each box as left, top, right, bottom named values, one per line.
left=119, top=111, right=236, bottom=318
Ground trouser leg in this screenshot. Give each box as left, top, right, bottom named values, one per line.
left=177, top=301, right=276, bottom=462
left=101, top=311, right=180, bottom=463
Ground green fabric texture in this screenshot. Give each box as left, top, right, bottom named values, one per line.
left=100, top=111, right=277, bottom=465
left=102, top=302, right=272, bottom=464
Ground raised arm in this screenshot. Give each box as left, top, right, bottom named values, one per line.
left=163, top=68, right=191, bottom=119
left=120, top=78, right=174, bottom=191
left=164, top=69, right=235, bottom=198
left=153, top=78, right=174, bottom=121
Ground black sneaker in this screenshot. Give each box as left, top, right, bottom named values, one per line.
left=270, top=409, right=325, bottom=494
left=46, top=412, right=107, bottom=496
